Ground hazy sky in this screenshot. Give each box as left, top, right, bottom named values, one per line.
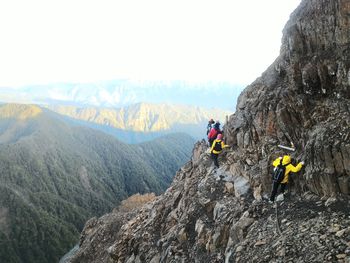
left=0, top=0, right=301, bottom=87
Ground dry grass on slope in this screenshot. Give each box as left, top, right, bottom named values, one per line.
left=118, top=193, right=156, bottom=213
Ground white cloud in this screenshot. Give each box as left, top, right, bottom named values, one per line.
left=0, top=0, right=301, bottom=87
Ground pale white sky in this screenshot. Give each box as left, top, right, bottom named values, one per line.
left=0, top=0, right=301, bottom=87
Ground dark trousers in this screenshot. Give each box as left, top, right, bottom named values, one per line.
left=211, top=153, right=219, bottom=167
left=270, top=181, right=287, bottom=202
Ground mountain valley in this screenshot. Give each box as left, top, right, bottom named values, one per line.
left=0, top=103, right=195, bottom=263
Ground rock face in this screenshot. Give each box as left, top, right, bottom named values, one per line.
left=69, top=142, right=350, bottom=263
left=67, top=1, right=350, bottom=262
left=68, top=210, right=136, bottom=263
left=224, top=0, right=350, bottom=197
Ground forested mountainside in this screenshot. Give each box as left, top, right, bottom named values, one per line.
left=47, top=103, right=231, bottom=143
left=67, top=1, right=350, bottom=262
left=0, top=103, right=194, bottom=263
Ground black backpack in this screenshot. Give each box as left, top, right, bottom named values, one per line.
left=273, top=159, right=287, bottom=183
left=206, top=124, right=212, bottom=135
left=213, top=140, right=222, bottom=152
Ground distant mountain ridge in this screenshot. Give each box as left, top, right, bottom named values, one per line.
left=47, top=102, right=232, bottom=142
left=0, top=103, right=195, bottom=263
left=0, top=80, right=243, bottom=110
left=0, top=103, right=42, bottom=119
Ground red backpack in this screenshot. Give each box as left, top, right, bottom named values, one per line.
left=208, top=128, right=218, bottom=139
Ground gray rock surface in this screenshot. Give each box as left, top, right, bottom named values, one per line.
left=68, top=142, right=350, bottom=263
left=224, top=0, right=350, bottom=197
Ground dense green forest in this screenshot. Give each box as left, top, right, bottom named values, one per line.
left=0, top=104, right=195, bottom=263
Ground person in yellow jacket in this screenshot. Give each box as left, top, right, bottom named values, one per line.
left=269, top=155, right=304, bottom=203
left=210, top=134, right=230, bottom=168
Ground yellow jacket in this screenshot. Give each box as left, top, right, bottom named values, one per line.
left=273, top=155, right=303, bottom=184
left=210, top=139, right=229, bottom=154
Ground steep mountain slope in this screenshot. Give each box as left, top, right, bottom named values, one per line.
left=67, top=1, right=350, bottom=262
left=47, top=103, right=231, bottom=142
left=223, top=0, right=350, bottom=197
left=0, top=104, right=194, bottom=263
left=68, top=142, right=350, bottom=263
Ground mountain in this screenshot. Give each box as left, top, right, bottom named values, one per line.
left=67, top=1, right=350, bottom=262
left=0, top=103, right=195, bottom=263
left=0, top=81, right=243, bottom=111
left=46, top=103, right=232, bottom=143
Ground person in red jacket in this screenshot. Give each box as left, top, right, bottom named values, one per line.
left=208, top=121, right=222, bottom=146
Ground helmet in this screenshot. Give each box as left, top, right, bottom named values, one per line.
left=217, top=134, right=223, bottom=140
left=282, top=155, right=291, bottom=165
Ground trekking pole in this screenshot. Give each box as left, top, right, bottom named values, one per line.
left=277, top=141, right=295, bottom=152
left=275, top=202, right=282, bottom=235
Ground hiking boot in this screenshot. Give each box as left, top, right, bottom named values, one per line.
left=276, top=194, right=285, bottom=202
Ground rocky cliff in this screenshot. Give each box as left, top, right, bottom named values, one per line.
left=67, top=1, right=350, bottom=262
left=224, top=0, right=350, bottom=197
left=68, top=141, right=350, bottom=263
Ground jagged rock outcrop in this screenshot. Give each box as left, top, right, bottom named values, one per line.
left=67, top=1, right=350, bottom=262
left=69, top=141, right=350, bottom=263
left=68, top=210, right=138, bottom=263
left=60, top=194, right=156, bottom=263
left=224, top=0, right=350, bottom=197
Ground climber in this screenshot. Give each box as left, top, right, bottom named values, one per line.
left=210, top=134, right=229, bottom=168
left=206, top=119, right=215, bottom=135
left=207, top=121, right=222, bottom=147
left=269, top=155, right=304, bottom=203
